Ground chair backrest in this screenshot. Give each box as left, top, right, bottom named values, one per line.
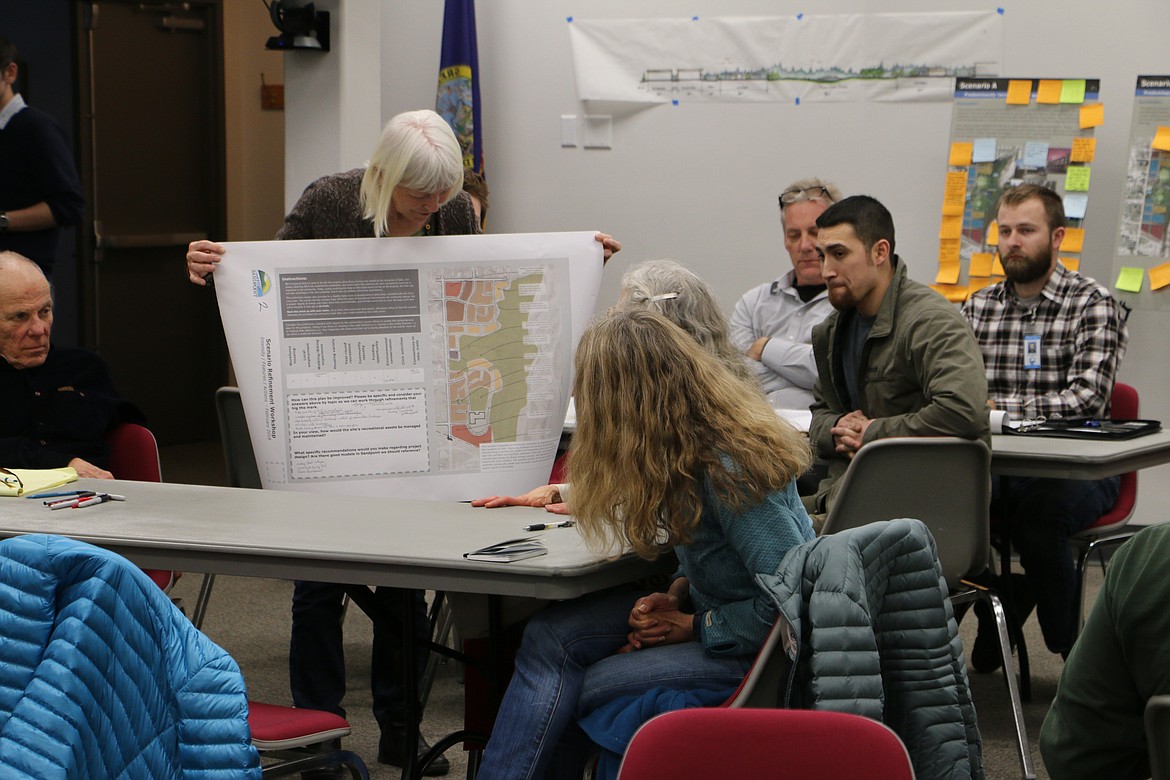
left=724, top=612, right=794, bottom=709
left=617, top=708, right=915, bottom=780
left=822, top=437, right=991, bottom=589
left=1146, top=695, right=1170, bottom=780
left=105, top=423, right=162, bottom=482
left=215, top=387, right=262, bottom=489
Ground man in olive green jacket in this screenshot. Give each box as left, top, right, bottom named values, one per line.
left=1040, top=524, right=1170, bottom=779
left=807, top=195, right=990, bottom=516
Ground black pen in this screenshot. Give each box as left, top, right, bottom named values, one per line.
left=522, top=520, right=575, bottom=532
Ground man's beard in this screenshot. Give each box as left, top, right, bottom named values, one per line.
left=1002, top=240, right=1052, bottom=285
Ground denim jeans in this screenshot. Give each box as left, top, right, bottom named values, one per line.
left=995, top=475, right=1119, bottom=653
left=288, top=581, right=429, bottom=728
left=476, top=587, right=753, bottom=780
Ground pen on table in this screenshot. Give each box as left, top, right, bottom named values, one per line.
left=36, top=490, right=93, bottom=501
left=522, top=520, right=576, bottom=532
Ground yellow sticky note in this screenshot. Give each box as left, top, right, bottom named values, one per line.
left=1154, top=126, right=1170, bottom=153
left=949, top=142, right=974, bottom=167
left=1070, top=137, right=1096, bottom=163
left=968, top=277, right=993, bottom=294
left=939, top=237, right=961, bottom=262
left=943, top=171, right=968, bottom=216
left=970, top=252, right=995, bottom=278
left=1006, top=80, right=1032, bottom=105
left=939, top=215, right=963, bottom=240
left=1080, top=103, right=1105, bottom=129
left=1037, top=80, right=1063, bottom=104
left=986, top=221, right=999, bottom=246
left=1060, top=79, right=1086, bottom=104
left=1062, top=227, right=1086, bottom=253
left=1116, top=267, right=1144, bottom=293
left=992, top=254, right=1005, bottom=276
left=930, top=284, right=969, bottom=303
left=1149, top=262, right=1170, bottom=290
left=1060, top=256, right=1080, bottom=272
left=1066, top=166, right=1091, bottom=192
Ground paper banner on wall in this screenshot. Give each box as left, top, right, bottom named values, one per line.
left=568, top=11, right=1004, bottom=104
left=212, top=232, right=603, bottom=501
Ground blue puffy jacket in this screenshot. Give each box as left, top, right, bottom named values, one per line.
left=0, top=534, right=261, bottom=778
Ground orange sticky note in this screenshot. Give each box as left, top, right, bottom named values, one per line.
left=986, top=221, right=999, bottom=246
left=949, top=142, right=974, bottom=167
left=1149, top=262, right=1170, bottom=291
left=930, top=284, right=969, bottom=303
left=968, top=277, right=993, bottom=294
left=939, top=237, right=961, bottom=262
left=970, top=253, right=995, bottom=277
left=1070, top=137, right=1097, bottom=163
left=1006, top=80, right=1032, bottom=105
left=939, top=214, right=963, bottom=239
left=1154, top=126, right=1170, bottom=153
left=1037, top=80, right=1063, bottom=104
left=1060, top=256, right=1080, bottom=272
left=1080, top=103, right=1104, bottom=129
left=1062, top=227, right=1085, bottom=253
left=992, top=254, right=1005, bottom=276
left=943, top=171, right=968, bottom=216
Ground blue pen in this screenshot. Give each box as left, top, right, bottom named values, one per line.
left=31, top=490, right=90, bottom=500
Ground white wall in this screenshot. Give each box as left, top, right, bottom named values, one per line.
left=293, top=0, right=1170, bottom=524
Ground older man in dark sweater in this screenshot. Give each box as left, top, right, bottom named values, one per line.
left=0, top=251, right=143, bottom=475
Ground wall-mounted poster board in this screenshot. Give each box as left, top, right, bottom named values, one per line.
left=1110, top=76, right=1170, bottom=309
left=933, top=77, right=1101, bottom=303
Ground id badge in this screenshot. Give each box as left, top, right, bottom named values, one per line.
left=1023, top=333, right=1041, bottom=370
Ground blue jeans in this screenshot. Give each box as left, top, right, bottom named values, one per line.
left=995, top=476, right=1120, bottom=653
left=476, top=587, right=753, bottom=780
left=289, top=581, right=429, bottom=728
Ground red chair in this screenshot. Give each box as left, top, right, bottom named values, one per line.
left=1070, top=382, right=1141, bottom=638
left=246, top=701, right=369, bottom=778
left=105, top=423, right=176, bottom=591
left=616, top=708, right=914, bottom=780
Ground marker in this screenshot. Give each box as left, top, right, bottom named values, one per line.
left=74, top=496, right=105, bottom=509
left=50, top=498, right=85, bottom=510
left=522, top=520, right=576, bottom=532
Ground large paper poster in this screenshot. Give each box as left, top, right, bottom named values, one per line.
left=569, top=12, right=1003, bottom=105
left=931, top=78, right=1101, bottom=302
left=213, top=232, right=603, bottom=501
left=1111, top=76, right=1170, bottom=309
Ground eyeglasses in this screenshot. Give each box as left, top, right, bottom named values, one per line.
left=1, top=467, right=24, bottom=494
left=779, top=186, right=834, bottom=206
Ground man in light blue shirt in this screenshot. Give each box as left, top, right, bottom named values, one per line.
left=730, top=178, right=841, bottom=409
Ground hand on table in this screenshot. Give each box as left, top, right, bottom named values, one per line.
left=471, top=484, right=562, bottom=509
left=68, top=458, right=114, bottom=480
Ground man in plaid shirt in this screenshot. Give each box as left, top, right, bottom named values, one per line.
left=962, top=183, right=1129, bottom=669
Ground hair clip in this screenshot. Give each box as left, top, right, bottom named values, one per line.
left=649, top=292, right=680, bottom=302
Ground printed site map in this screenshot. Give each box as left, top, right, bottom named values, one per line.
left=430, top=265, right=564, bottom=472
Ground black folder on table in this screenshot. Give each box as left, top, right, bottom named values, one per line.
left=1006, top=418, right=1161, bottom=440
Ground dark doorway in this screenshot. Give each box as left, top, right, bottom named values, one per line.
left=75, top=0, right=226, bottom=444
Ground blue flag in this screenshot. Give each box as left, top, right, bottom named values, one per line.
left=437, top=0, right=483, bottom=174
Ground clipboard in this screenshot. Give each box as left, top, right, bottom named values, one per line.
left=1005, top=418, right=1161, bottom=440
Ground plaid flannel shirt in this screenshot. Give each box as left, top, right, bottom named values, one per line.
left=961, top=263, right=1128, bottom=419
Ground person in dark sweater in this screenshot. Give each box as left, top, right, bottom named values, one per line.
left=0, top=251, right=143, bottom=475
left=0, top=36, right=85, bottom=278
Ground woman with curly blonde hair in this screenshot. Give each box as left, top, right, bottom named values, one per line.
left=475, top=308, right=815, bottom=780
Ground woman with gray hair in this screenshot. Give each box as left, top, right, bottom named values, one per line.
left=619, top=258, right=752, bottom=382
